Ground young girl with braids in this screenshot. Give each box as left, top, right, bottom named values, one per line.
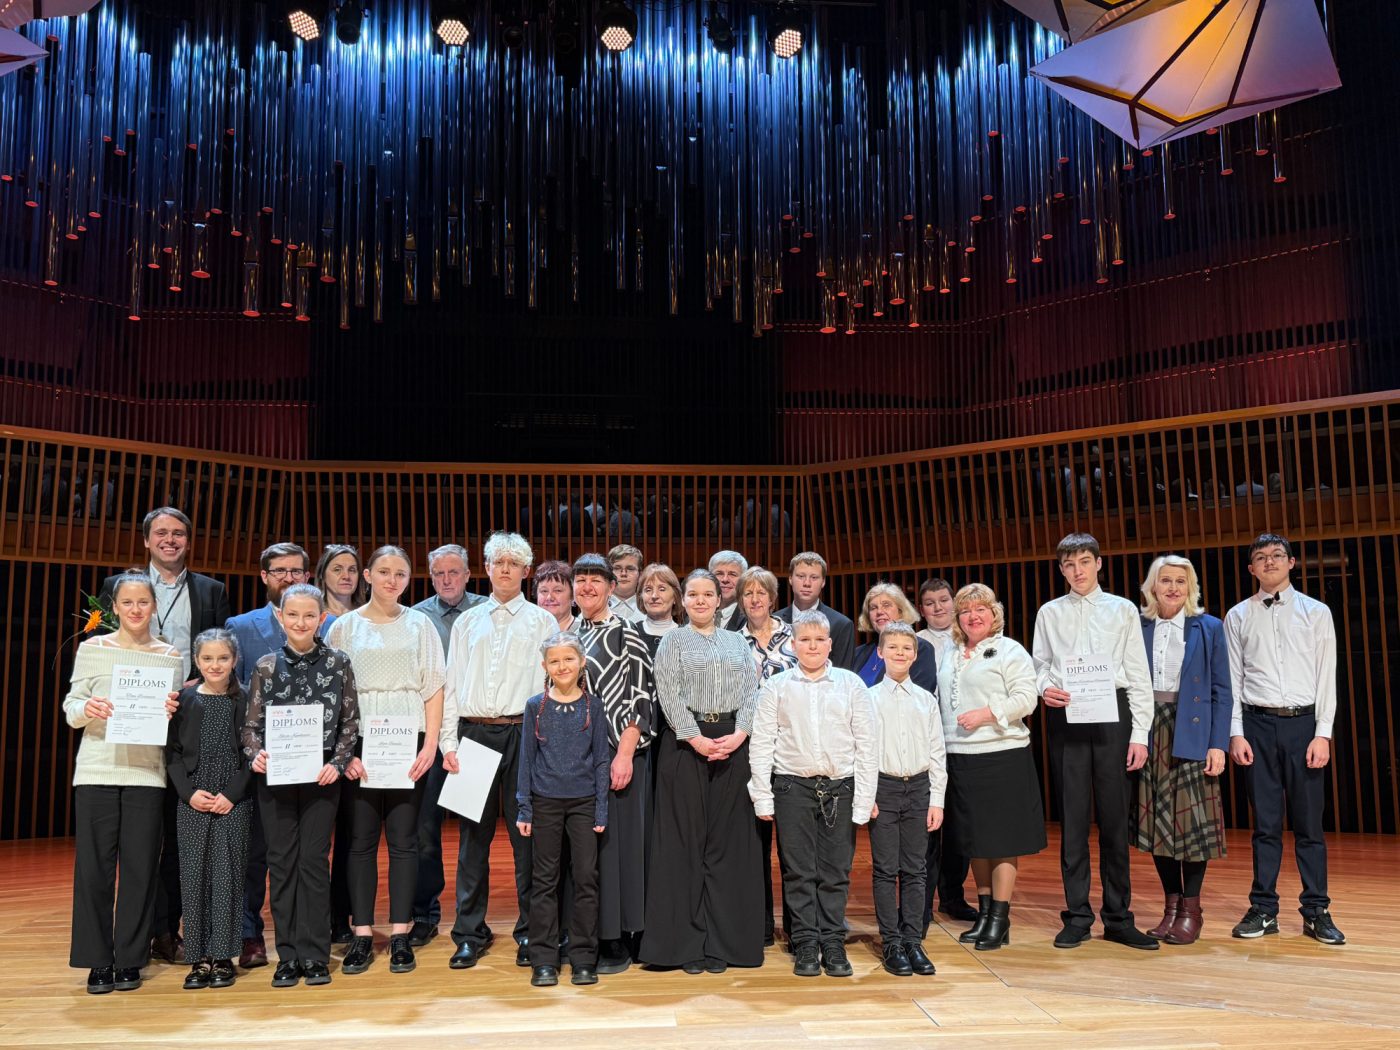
left=515, top=632, right=610, bottom=988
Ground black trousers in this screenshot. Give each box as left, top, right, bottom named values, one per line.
left=1243, top=706, right=1330, bottom=916
left=148, top=783, right=182, bottom=941
left=349, top=776, right=424, bottom=927
left=450, top=720, right=532, bottom=948
left=1048, top=690, right=1137, bottom=930
left=328, top=778, right=355, bottom=932
left=757, top=799, right=792, bottom=941
left=70, top=784, right=165, bottom=969
left=870, top=775, right=930, bottom=944
left=921, top=823, right=972, bottom=924
left=242, top=790, right=267, bottom=940
left=772, top=774, right=856, bottom=950
left=529, top=795, right=600, bottom=967
left=413, top=748, right=450, bottom=925
left=259, top=779, right=338, bottom=965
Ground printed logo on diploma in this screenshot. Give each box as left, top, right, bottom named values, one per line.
left=1062, top=654, right=1120, bottom=724
left=106, top=664, right=178, bottom=745
left=361, top=715, right=417, bottom=789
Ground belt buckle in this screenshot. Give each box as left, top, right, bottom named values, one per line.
left=700, top=711, right=721, bottom=724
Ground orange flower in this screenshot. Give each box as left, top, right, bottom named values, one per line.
left=83, top=609, right=104, bottom=633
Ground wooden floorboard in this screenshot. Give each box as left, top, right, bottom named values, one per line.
left=1, top=827, right=1397, bottom=1048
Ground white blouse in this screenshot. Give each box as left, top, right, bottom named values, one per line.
left=1150, top=611, right=1186, bottom=692
left=327, top=607, right=446, bottom=732
left=936, top=635, right=1038, bottom=755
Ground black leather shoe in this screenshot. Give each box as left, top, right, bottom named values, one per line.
left=571, top=965, right=599, bottom=985
left=302, top=961, right=332, bottom=986
left=1053, top=923, right=1091, bottom=948
left=209, top=960, right=236, bottom=988
left=271, top=960, right=302, bottom=988
left=113, top=967, right=142, bottom=991
left=1303, top=911, right=1346, bottom=945
left=821, top=942, right=853, bottom=977
left=976, top=900, right=1011, bottom=951
left=183, top=962, right=211, bottom=990
left=341, top=935, right=374, bottom=974
left=939, top=899, right=980, bottom=923
left=906, top=942, right=936, bottom=975
left=388, top=934, right=416, bottom=973
left=959, top=894, right=992, bottom=944
left=531, top=965, right=559, bottom=987
left=86, top=967, right=115, bottom=994
left=408, top=921, right=437, bottom=947
left=682, top=959, right=705, bottom=974
left=881, top=942, right=913, bottom=976
left=792, top=945, right=821, bottom=977
left=597, top=939, right=632, bottom=975
left=449, top=942, right=484, bottom=969
left=704, top=956, right=728, bottom=973
left=1104, top=924, right=1159, bottom=950
left=516, top=940, right=531, bottom=967
left=331, top=925, right=353, bottom=946
left=150, top=933, right=184, bottom=964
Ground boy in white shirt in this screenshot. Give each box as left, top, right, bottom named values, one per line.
left=749, top=611, right=879, bottom=978
left=868, top=622, right=945, bottom=977
left=1032, top=533, right=1157, bottom=950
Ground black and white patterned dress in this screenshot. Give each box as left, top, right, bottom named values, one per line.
left=176, top=690, right=252, bottom=961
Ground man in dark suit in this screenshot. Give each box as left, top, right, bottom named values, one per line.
left=224, top=541, right=312, bottom=970
left=710, top=550, right=749, bottom=632
left=776, top=552, right=856, bottom=670
left=96, top=506, right=231, bottom=967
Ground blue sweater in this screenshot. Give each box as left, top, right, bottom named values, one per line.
left=516, top=692, right=611, bottom=827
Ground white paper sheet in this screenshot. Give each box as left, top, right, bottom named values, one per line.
left=436, top=736, right=505, bottom=822
left=265, top=705, right=324, bottom=786
left=360, top=714, right=418, bottom=789
left=1062, top=653, right=1121, bottom=724
left=106, top=664, right=178, bottom=746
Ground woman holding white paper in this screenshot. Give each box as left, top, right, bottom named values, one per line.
left=63, top=571, right=183, bottom=995
left=327, top=546, right=446, bottom=977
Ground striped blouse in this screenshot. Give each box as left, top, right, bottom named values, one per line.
left=653, top=624, right=760, bottom=739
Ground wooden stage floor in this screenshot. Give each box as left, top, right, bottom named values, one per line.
left=2, top=826, right=1397, bottom=1049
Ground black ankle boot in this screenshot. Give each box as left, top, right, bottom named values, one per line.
left=959, top=894, right=992, bottom=944
left=975, top=900, right=1011, bottom=951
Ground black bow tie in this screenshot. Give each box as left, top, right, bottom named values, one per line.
left=1263, top=594, right=1278, bottom=608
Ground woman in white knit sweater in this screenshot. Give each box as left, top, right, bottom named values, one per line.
left=63, top=571, right=183, bottom=995
left=936, top=583, right=1046, bottom=952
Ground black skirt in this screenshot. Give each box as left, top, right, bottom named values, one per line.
left=598, top=747, right=652, bottom=939
left=947, top=746, right=1047, bottom=859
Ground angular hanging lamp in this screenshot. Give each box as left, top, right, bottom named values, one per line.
left=1002, top=0, right=1180, bottom=43
left=0, top=1, right=101, bottom=31
left=0, top=26, right=44, bottom=74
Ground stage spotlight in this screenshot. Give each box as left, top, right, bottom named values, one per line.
left=704, top=2, right=735, bottom=52
left=433, top=0, right=471, bottom=46
left=287, top=0, right=328, bottom=41
left=767, top=1, right=803, bottom=59
left=598, top=0, right=636, bottom=52
left=335, top=0, right=364, bottom=45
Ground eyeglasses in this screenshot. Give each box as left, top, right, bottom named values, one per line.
left=265, top=568, right=308, bottom=580
left=1251, top=552, right=1290, bottom=565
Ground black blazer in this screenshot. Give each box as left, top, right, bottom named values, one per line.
left=99, top=569, right=232, bottom=654
left=853, top=636, right=940, bottom=695
left=166, top=684, right=252, bottom=805
left=777, top=601, right=857, bottom=671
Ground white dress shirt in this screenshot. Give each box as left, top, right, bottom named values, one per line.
left=608, top=594, right=645, bottom=623
left=917, top=626, right=955, bottom=666
left=869, top=675, right=948, bottom=806
left=748, top=664, right=879, bottom=823
left=1150, top=610, right=1186, bottom=692
left=937, top=635, right=1039, bottom=754
left=150, top=563, right=193, bottom=680
left=1032, top=587, right=1154, bottom=745
left=1225, top=585, right=1337, bottom=739
left=441, top=592, right=557, bottom=752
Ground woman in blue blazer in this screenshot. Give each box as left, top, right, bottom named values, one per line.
left=1136, top=555, right=1233, bottom=945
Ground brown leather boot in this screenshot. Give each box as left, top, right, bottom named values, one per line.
left=1165, top=896, right=1203, bottom=944
left=1147, top=894, right=1180, bottom=940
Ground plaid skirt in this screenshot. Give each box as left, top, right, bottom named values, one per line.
left=1134, top=699, right=1226, bottom=861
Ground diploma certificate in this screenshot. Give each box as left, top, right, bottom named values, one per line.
left=361, top=715, right=418, bottom=789
left=436, top=736, right=504, bottom=823
left=1062, top=654, right=1121, bottom=724
left=106, top=664, right=178, bottom=745
left=265, top=705, right=324, bottom=786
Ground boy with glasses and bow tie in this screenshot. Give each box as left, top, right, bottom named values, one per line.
left=1226, top=534, right=1344, bottom=945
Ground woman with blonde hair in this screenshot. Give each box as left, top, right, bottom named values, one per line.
left=1136, top=555, right=1232, bottom=945
left=937, top=583, right=1044, bottom=951
left=853, top=583, right=940, bottom=693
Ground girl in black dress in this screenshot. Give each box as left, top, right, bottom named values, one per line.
left=167, top=629, right=253, bottom=990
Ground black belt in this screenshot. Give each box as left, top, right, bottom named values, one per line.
left=689, top=709, right=737, bottom=724
left=1244, top=704, right=1315, bottom=719
left=461, top=715, right=523, bottom=726
left=879, top=771, right=927, bottom=783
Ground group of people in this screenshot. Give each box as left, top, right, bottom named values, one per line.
left=64, top=507, right=1346, bottom=997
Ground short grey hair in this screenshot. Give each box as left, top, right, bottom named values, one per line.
left=708, top=550, right=749, bottom=573
left=791, top=609, right=831, bottom=635
left=484, top=531, right=534, bottom=569
left=428, top=544, right=470, bottom=571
